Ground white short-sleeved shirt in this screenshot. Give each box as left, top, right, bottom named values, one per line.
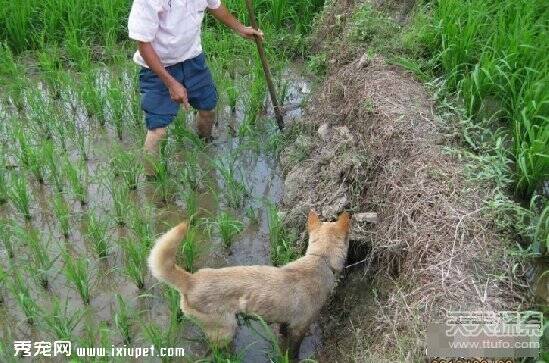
left=128, top=0, right=221, bottom=67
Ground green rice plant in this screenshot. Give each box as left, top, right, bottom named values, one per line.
left=181, top=225, right=200, bottom=273
left=266, top=204, right=297, bottom=266
left=107, top=74, right=125, bottom=140
left=142, top=321, right=175, bottom=356
left=151, top=156, right=175, bottom=204
left=111, top=146, right=141, bottom=190
left=85, top=212, right=110, bottom=258
left=182, top=188, right=199, bottom=225
left=52, top=192, right=71, bottom=239
left=214, top=157, right=248, bottom=209
left=163, top=286, right=184, bottom=327
left=215, top=211, right=244, bottom=248
left=243, top=314, right=291, bottom=363
left=42, top=139, right=63, bottom=192
left=0, top=264, right=6, bottom=304
left=0, top=152, right=8, bottom=204
left=13, top=125, right=31, bottom=169
left=14, top=225, right=52, bottom=288
left=41, top=298, right=82, bottom=340
left=179, top=151, right=206, bottom=191
left=245, top=206, right=259, bottom=225
left=80, top=67, right=106, bottom=125
left=118, top=237, right=147, bottom=289
left=63, top=251, right=91, bottom=304
left=128, top=203, right=154, bottom=249
left=8, top=173, right=32, bottom=220
left=114, top=294, right=133, bottom=345
left=8, top=269, right=41, bottom=325
left=110, top=180, right=130, bottom=226
left=64, top=158, right=87, bottom=205
left=0, top=44, right=26, bottom=110
left=0, top=219, right=14, bottom=258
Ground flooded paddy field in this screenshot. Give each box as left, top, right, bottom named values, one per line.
left=0, top=54, right=317, bottom=362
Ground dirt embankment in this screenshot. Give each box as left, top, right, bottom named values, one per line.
left=279, top=0, right=528, bottom=361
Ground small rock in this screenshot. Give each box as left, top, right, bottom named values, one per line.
left=354, top=212, right=378, bottom=223
left=356, top=53, right=371, bottom=69
left=322, top=195, right=348, bottom=218
left=300, top=82, right=311, bottom=94
left=335, top=126, right=354, bottom=144
left=317, top=123, right=331, bottom=140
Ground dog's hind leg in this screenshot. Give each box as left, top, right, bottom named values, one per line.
left=287, top=322, right=309, bottom=360
left=202, top=313, right=238, bottom=349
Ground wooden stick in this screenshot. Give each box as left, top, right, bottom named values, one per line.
left=244, top=0, right=284, bottom=131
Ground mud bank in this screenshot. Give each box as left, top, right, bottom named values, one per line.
left=277, top=1, right=531, bottom=361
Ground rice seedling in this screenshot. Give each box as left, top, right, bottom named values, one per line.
left=245, top=206, right=259, bottom=225
left=0, top=219, right=14, bottom=258
left=118, top=237, right=147, bottom=289
left=111, top=146, right=141, bottom=190
left=266, top=203, right=297, bottom=266
left=142, top=321, right=175, bottom=355
left=41, top=298, right=82, bottom=340
left=182, top=188, right=199, bottom=225
left=107, top=73, right=126, bottom=140
left=150, top=156, right=175, bottom=204
left=181, top=225, right=200, bottom=273
left=214, top=157, right=248, bottom=209
left=243, top=314, right=291, bottom=363
left=85, top=212, right=110, bottom=258
left=0, top=152, right=8, bottom=204
left=128, top=203, right=154, bottom=249
left=64, top=158, right=87, bottom=205
left=163, top=286, right=184, bottom=327
left=52, top=192, right=71, bottom=239
left=14, top=225, right=52, bottom=288
left=8, top=173, right=32, bottom=220
left=63, top=251, right=91, bottom=304
left=215, top=211, right=244, bottom=249
left=114, top=293, right=133, bottom=345
left=179, top=151, right=205, bottom=191
left=0, top=264, right=6, bottom=304
left=80, top=67, right=106, bottom=125
left=13, top=125, right=31, bottom=168
left=8, top=268, right=41, bottom=325
left=110, top=180, right=130, bottom=226
left=42, top=139, right=63, bottom=192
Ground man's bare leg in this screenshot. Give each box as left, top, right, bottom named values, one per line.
left=143, top=127, right=167, bottom=177
left=197, top=110, right=215, bottom=140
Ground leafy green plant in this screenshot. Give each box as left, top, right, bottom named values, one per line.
left=110, top=180, right=130, bottom=226
left=214, top=157, right=248, bottom=209
left=8, top=173, right=32, bottom=220
left=85, top=212, right=110, bottom=258
left=14, top=225, right=52, bottom=288
left=41, top=298, right=82, bottom=340
left=111, top=146, right=141, bottom=190
left=52, top=192, right=71, bottom=239
left=0, top=219, right=14, bottom=258
left=164, top=286, right=184, bottom=328
left=267, top=204, right=297, bottom=266
left=8, top=269, right=41, bottom=324
left=114, top=294, right=133, bottom=345
left=119, top=237, right=147, bottom=289
left=183, top=188, right=199, bottom=225
left=215, top=211, right=244, bottom=248
left=42, top=139, right=63, bottom=192
left=64, top=158, right=87, bottom=205
left=181, top=225, right=200, bottom=273
left=63, top=251, right=91, bottom=304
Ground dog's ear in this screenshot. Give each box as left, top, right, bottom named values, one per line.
left=336, top=211, right=351, bottom=231
left=308, top=210, right=321, bottom=232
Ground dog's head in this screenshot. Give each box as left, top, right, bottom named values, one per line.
left=306, top=210, right=351, bottom=272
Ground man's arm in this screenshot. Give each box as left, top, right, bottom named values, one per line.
left=138, top=42, right=190, bottom=110
left=208, top=4, right=264, bottom=41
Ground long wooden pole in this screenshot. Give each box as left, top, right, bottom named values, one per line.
left=244, top=0, right=284, bottom=131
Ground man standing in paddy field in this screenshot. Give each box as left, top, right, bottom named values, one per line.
left=128, top=0, right=263, bottom=177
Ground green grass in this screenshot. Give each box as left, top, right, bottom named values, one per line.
left=181, top=225, right=201, bottom=273
left=52, top=192, right=71, bottom=239
left=64, top=158, right=87, bottom=205
left=114, top=294, right=133, bottom=345
left=41, top=298, right=82, bottom=341
left=8, top=173, right=32, bottom=220
left=14, top=225, right=52, bottom=289
left=215, top=211, right=244, bottom=249
left=63, top=251, right=91, bottom=304
left=267, top=203, right=297, bottom=266
left=118, top=237, right=147, bottom=289
left=8, top=268, right=41, bottom=325
left=85, top=212, right=110, bottom=258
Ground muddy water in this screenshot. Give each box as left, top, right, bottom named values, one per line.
left=0, top=65, right=319, bottom=361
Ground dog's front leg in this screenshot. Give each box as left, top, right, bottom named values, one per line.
left=287, top=325, right=308, bottom=361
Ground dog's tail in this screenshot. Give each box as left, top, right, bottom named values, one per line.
left=148, top=222, right=192, bottom=292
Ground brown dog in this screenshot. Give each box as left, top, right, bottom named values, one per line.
left=148, top=210, right=351, bottom=357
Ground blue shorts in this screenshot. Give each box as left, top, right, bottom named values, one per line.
left=139, top=53, right=218, bottom=130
